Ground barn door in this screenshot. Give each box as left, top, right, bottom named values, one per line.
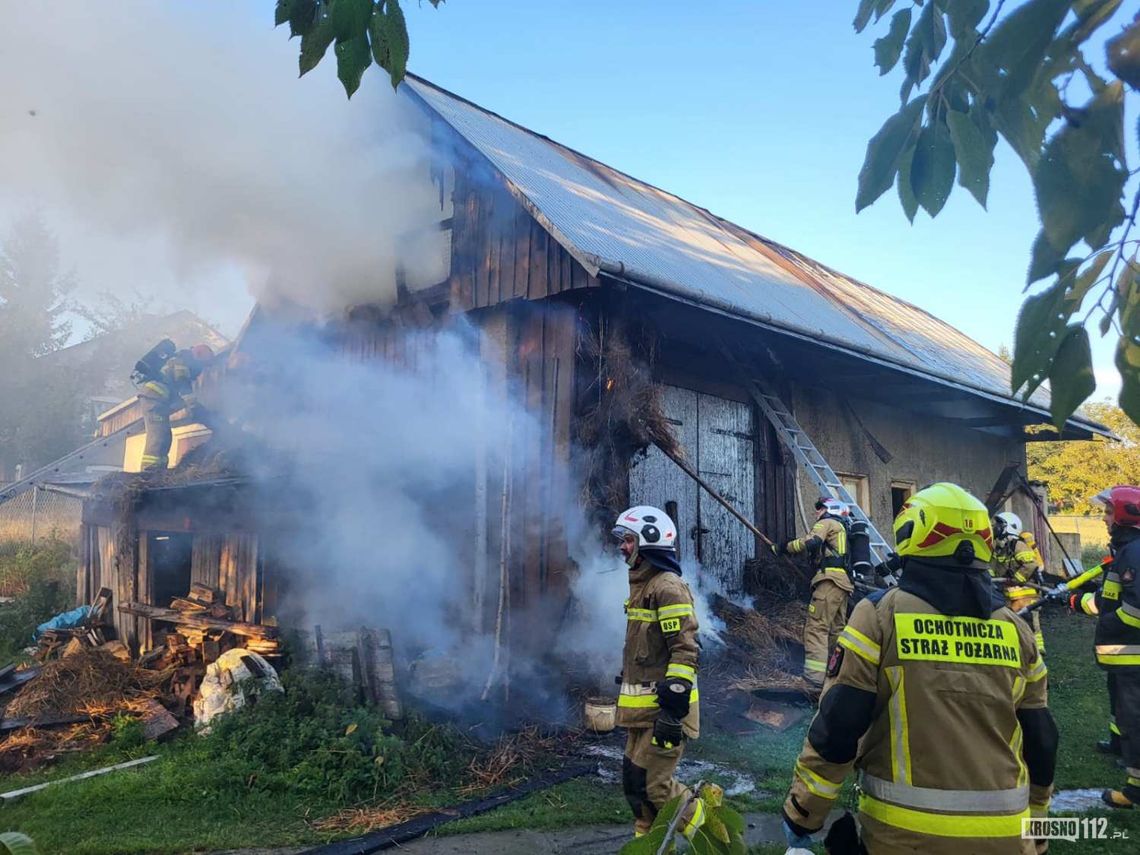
left=629, top=385, right=756, bottom=592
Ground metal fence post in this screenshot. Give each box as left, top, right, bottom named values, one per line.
left=30, top=485, right=38, bottom=544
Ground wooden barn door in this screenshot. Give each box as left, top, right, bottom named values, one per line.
left=629, top=386, right=756, bottom=592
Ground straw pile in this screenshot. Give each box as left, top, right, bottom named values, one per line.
left=312, top=802, right=428, bottom=834
left=712, top=595, right=803, bottom=655
left=730, top=660, right=808, bottom=694
left=576, top=321, right=683, bottom=524
left=459, top=726, right=568, bottom=796
left=5, top=648, right=160, bottom=718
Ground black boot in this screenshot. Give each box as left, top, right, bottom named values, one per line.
left=1097, top=734, right=1122, bottom=756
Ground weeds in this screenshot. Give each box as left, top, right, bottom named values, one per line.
left=0, top=539, right=76, bottom=662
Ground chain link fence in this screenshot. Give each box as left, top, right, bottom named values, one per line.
left=0, top=486, right=83, bottom=546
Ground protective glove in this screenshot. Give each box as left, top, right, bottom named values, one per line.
left=1068, top=593, right=1080, bottom=612
left=656, top=677, right=691, bottom=719
left=823, top=812, right=863, bottom=855
left=772, top=541, right=787, bottom=556
left=652, top=713, right=685, bottom=749
left=782, top=818, right=814, bottom=850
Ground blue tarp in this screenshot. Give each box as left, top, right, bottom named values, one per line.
left=33, top=605, right=90, bottom=641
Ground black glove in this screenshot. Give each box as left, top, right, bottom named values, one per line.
left=823, top=812, right=865, bottom=855
left=652, top=713, right=685, bottom=749
left=772, top=541, right=787, bottom=556
left=656, top=678, right=691, bottom=719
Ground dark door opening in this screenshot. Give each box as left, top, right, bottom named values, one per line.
left=149, top=532, right=193, bottom=608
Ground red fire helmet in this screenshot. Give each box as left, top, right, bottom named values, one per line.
left=1092, top=485, right=1140, bottom=529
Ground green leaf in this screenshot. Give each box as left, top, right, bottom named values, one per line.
left=1012, top=277, right=1071, bottom=395
left=1028, top=229, right=1065, bottom=283
left=275, top=0, right=291, bottom=26
left=299, top=6, right=335, bottom=76
left=946, top=0, right=989, bottom=39
left=990, top=84, right=1061, bottom=171
left=0, top=833, right=39, bottom=855
left=900, top=2, right=936, bottom=101
left=1033, top=84, right=1128, bottom=255
left=370, top=0, right=410, bottom=89
left=1072, top=0, right=1123, bottom=44
left=335, top=34, right=372, bottom=97
left=982, top=0, right=1070, bottom=101
left=332, top=0, right=373, bottom=41
left=910, top=121, right=956, bottom=216
left=1049, top=326, right=1096, bottom=426
left=896, top=142, right=919, bottom=222
left=854, top=0, right=877, bottom=33
left=718, top=805, right=746, bottom=836
left=946, top=107, right=994, bottom=207
left=856, top=95, right=928, bottom=212
left=874, top=9, right=912, bottom=75
left=281, top=0, right=318, bottom=37
left=1069, top=249, right=1115, bottom=308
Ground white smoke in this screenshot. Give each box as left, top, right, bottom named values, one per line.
left=0, top=1, right=445, bottom=324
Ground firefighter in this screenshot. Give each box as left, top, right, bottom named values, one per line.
left=991, top=511, right=1047, bottom=652
left=781, top=483, right=1057, bottom=854
left=612, top=505, right=705, bottom=841
left=774, top=497, right=852, bottom=691
left=1071, top=485, right=1140, bottom=809
left=133, top=340, right=215, bottom=470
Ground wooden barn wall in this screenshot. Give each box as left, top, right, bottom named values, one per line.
left=336, top=298, right=580, bottom=657
left=445, top=153, right=599, bottom=312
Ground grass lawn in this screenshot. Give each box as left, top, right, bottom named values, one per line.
left=2, top=608, right=1138, bottom=854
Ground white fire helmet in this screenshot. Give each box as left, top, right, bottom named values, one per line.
left=993, top=511, right=1022, bottom=542
left=816, top=497, right=848, bottom=518
left=612, top=506, right=678, bottom=551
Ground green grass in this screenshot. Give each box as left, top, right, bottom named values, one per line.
left=4, top=609, right=1139, bottom=853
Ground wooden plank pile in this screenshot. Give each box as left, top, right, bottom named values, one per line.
left=35, top=588, right=114, bottom=662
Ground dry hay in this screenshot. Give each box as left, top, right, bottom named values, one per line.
left=730, top=659, right=809, bottom=694
left=0, top=720, right=113, bottom=775
left=5, top=648, right=160, bottom=718
left=458, top=726, right=569, bottom=796
left=712, top=595, right=803, bottom=656
left=575, top=321, right=683, bottom=525
left=311, top=801, right=428, bottom=834
left=745, top=551, right=811, bottom=602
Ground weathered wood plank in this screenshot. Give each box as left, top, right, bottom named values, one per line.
left=512, top=210, right=531, bottom=300
left=118, top=602, right=277, bottom=638
left=529, top=223, right=549, bottom=301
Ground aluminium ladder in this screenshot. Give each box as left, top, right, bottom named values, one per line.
left=738, top=372, right=898, bottom=588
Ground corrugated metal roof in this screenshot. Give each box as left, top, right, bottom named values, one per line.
left=403, top=76, right=1099, bottom=433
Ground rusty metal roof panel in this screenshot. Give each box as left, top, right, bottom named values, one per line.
left=403, top=77, right=1090, bottom=429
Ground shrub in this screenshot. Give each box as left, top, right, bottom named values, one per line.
left=0, top=539, right=76, bottom=662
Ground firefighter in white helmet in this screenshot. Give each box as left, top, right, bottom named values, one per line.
left=611, top=505, right=706, bottom=841
left=991, top=511, right=1047, bottom=652
left=774, top=496, right=852, bottom=692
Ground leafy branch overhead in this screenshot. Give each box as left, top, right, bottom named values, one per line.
left=854, top=0, right=1140, bottom=428
left=275, top=0, right=443, bottom=97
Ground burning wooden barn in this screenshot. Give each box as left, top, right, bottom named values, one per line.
left=74, top=75, right=1107, bottom=678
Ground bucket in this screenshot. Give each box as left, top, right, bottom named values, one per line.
left=584, top=696, right=617, bottom=733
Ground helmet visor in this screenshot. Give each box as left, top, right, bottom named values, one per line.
left=611, top=525, right=636, bottom=543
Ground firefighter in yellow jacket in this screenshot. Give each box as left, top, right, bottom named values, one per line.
left=132, top=340, right=215, bottom=470
left=992, top=511, right=1047, bottom=652
left=781, top=483, right=1058, bottom=854
left=612, top=505, right=705, bottom=841
left=775, top=497, right=853, bottom=690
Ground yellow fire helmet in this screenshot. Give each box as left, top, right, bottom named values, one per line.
left=893, top=482, right=993, bottom=565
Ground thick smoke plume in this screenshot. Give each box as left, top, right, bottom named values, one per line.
left=0, top=1, right=446, bottom=321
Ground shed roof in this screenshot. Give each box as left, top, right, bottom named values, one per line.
left=402, top=75, right=1106, bottom=437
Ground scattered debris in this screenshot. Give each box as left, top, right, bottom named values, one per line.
left=312, top=626, right=402, bottom=719
left=34, top=587, right=113, bottom=661
left=4, top=648, right=159, bottom=719
left=0, top=664, right=40, bottom=699
left=137, top=698, right=180, bottom=740
left=192, top=648, right=282, bottom=731
left=743, top=698, right=809, bottom=732
left=0, top=755, right=158, bottom=801
left=313, top=803, right=430, bottom=835
left=459, top=727, right=564, bottom=796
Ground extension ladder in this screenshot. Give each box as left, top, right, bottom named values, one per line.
left=742, top=374, right=898, bottom=587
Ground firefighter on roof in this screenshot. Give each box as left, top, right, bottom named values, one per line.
left=774, top=497, right=852, bottom=691
left=612, top=505, right=706, bottom=841
left=781, top=483, right=1057, bottom=854
left=133, top=339, right=215, bottom=471
left=1071, top=485, right=1140, bottom=809
left=991, top=511, right=1047, bottom=652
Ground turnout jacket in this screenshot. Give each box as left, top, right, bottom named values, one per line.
left=790, top=516, right=854, bottom=594
left=783, top=585, right=1056, bottom=855
left=617, top=556, right=700, bottom=737
left=136, top=353, right=199, bottom=413
left=1086, top=534, right=1140, bottom=670
left=991, top=533, right=1044, bottom=588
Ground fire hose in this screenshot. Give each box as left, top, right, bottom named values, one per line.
left=1016, top=562, right=1109, bottom=617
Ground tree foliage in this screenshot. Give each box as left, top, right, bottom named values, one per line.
left=618, top=784, right=746, bottom=855
left=854, top=2, right=1140, bottom=428
left=275, top=0, right=443, bottom=97
left=1027, top=401, right=1140, bottom=512
left=0, top=217, right=85, bottom=476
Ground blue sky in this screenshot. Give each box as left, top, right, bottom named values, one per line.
left=396, top=0, right=1134, bottom=402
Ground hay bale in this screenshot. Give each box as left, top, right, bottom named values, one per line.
left=5, top=649, right=155, bottom=718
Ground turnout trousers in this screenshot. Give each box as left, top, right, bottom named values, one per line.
left=622, top=726, right=702, bottom=837
left=1114, top=670, right=1140, bottom=801
left=803, top=577, right=849, bottom=688
left=139, top=396, right=174, bottom=471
